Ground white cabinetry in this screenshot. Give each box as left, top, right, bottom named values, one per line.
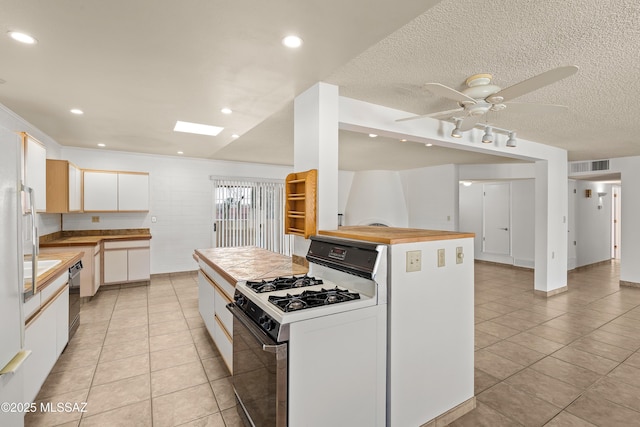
left=22, top=133, right=47, bottom=211
left=83, top=170, right=149, bottom=212
left=197, top=262, right=234, bottom=372
left=23, top=278, right=69, bottom=404
left=40, top=244, right=101, bottom=297
left=103, top=240, right=150, bottom=284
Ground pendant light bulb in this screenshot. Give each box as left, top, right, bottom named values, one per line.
left=482, top=126, right=494, bottom=143
left=451, top=119, right=462, bottom=138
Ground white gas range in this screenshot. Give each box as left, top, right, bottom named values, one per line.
left=227, top=235, right=387, bottom=427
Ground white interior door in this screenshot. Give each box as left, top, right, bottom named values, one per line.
left=483, top=183, right=511, bottom=255
left=613, top=185, right=621, bottom=259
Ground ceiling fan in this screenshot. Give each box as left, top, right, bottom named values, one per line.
left=397, top=65, right=579, bottom=131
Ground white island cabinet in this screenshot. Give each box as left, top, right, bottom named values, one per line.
left=83, top=170, right=149, bottom=212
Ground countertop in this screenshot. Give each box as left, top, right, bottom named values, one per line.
left=318, top=226, right=475, bottom=245
left=40, top=229, right=152, bottom=247
left=24, top=251, right=84, bottom=296
left=194, top=246, right=308, bottom=284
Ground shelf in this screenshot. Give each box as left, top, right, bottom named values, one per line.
left=284, top=169, right=317, bottom=239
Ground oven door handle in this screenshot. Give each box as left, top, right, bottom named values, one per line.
left=227, top=302, right=286, bottom=355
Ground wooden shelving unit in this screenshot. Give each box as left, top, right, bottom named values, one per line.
left=285, top=169, right=317, bottom=238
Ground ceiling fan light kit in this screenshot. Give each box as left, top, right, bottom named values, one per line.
left=397, top=65, right=579, bottom=147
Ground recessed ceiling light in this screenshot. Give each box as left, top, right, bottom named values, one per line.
left=400, top=139, right=407, bottom=142
left=8, top=31, right=37, bottom=44
left=221, top=107, right=232, bottom=115
left=70, top=109, right=84, bottom=115
left=177, top=151, right=184, bottom=155
left=282, top=35, right=303, bottom=48
left=425, top=143, right=433, bottom=147
left=231, top=134, right=239, bottom=138
left=174, top=120, right=223, bottom=136
left=369, top=134, right=378, bottom=138
left=97, top=143, right=106, bottom=147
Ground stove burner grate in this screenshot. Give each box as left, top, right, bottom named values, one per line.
left=245, top=275, right=323, bottom=293
left=268, top=287, right=360, bottom=312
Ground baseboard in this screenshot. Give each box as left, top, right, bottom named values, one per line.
left=620, top=280, right=640, bottom=288
left=569, top=259, right=615, bottom=272
left=474, top=259, right=533, bottom=272
left=420, top=396, right=476, bottom=427
left=534, top=286, right=568, bottom=297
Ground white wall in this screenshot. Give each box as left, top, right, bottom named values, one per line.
left=400, top=164, right=458, bottom=230
left=62, top=148, right=292, bottom=274
left=343, top=170, right=408, bottom=227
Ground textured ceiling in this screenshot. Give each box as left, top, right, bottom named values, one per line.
left=2, top=0, right=640, bottom=171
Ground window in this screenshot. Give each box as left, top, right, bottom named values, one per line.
left=212, top=178, right=292, bottom=255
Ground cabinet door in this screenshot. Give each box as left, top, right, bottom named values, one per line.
left=68, top=163, right=82, bottom=211
left=83, top=171, right=118, bottom=211
left=24, top=304, right=57, bottom=403
left=103, top=249, right=128, bottom=284
left=127, top=248, right=150, bottom=281
left=24, top=134, right=47, bottom=211
left=198, top=272, right=216, bottom=339
left=118, top=173, right=149, bottom=211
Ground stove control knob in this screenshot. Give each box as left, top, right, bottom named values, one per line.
left=235, top=295, right=246, bottom=307
left=260, top=317, right=275, bottom=331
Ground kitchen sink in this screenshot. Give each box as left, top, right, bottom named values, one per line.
left=24, top=259, right=62, bottom=280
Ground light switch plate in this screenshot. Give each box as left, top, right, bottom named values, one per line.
left=406, top=250, right=422, bottom=272
left=456, top=246, right=464, bottom=264
left=437, top=249, right=445, bottom=267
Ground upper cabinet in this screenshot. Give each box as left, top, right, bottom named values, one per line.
left=83, top=170, right=149, bottom=212
left=21, top=133, right=46, bottom=211
left=285, top=169, right=317, bottom=239
left=46, top=160, right=82, bottom=213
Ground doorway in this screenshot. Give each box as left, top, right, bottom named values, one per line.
left=612, top=185, right=621, bottom=259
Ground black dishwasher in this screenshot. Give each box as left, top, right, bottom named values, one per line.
left=68, top=260, right=82, bottom=340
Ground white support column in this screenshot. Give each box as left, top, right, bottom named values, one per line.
left=534, top=156, right=569, bottom=295
left=293, top=83, right=339, bottom=256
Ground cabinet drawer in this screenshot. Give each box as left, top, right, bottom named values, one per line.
left=24, top=293, right=41, bottom=319
left=39, top=273, right=68, bottom=305
left=104, top=239, right=150, bottom=250
left=214, top=315, right=233, bottom=373
left=213, top=284, right=233, bottom=334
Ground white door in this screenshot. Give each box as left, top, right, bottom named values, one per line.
left=613, top=185, right=621, bottom=259
left=483, top=183, right=511, bottom=255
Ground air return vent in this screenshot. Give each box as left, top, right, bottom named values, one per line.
left=570, top=160, right=610, bottom=173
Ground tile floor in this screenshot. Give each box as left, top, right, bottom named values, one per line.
left=24, top=260, right=640, bottom=426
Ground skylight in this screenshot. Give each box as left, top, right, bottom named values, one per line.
left=174, top=121, right=224, bottom=136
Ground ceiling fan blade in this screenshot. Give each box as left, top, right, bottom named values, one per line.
left=459, top=115, right=481, bottom=131
left=503, top=102, right=569, bottom=114
left=489, top=65, right=579, bottom=102
left=396, top=107, right=464, bottom=122
left=424, top=83, right=477, bottom=104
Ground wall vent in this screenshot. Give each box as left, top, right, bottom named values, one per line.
left=570, top=160, right=610, bottom=173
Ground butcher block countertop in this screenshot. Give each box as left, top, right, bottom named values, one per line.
left=318, top=226, right=475, bottom=245
left=40, top=229, right=152, bottom=247
left=24, top=251, right=84, bottom=296
left=194, top=246, right=308, bottom=284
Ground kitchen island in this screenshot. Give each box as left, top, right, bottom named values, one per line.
left=193, top=246, right=307, bottom=372
left=320, top=226, right=476, bottom=426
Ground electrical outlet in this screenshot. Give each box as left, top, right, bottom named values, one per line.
left=437, top=249, right=445, bottom=267
left=91, top=216, right=100, bottom=223
left=406, top=250, right=422, bottom=272
left=456, top=246, right=464, bottom=264
left=151, top=216, right=157, bottom=223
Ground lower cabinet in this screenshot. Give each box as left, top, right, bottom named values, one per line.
left=40, top=244, right=101, bottom=297
left=103, top=240, right=150, bottom=285
left=197, top=266, right=234, bottom=373
left=24, top=283, right=69, bottom=403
